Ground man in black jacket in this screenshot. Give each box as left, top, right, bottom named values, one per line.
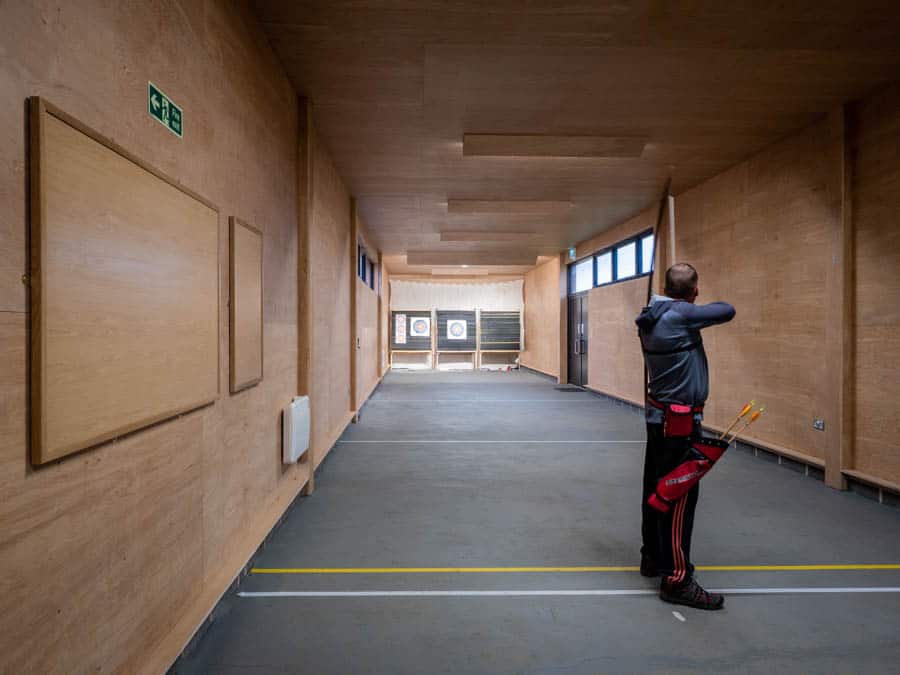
left=635, top=263, right=735, bottom=609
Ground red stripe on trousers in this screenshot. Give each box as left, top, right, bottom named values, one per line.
left=675, top=497, right=686, bottom=583
left=668, top=496, right=686, bottom=585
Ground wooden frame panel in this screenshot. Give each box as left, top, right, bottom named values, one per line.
left=29, top=97, right=220, bottom=464
left=229, top=217, right=264, bottom=393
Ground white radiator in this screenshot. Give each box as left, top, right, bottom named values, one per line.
left=282, top=396, right=310, bottom=464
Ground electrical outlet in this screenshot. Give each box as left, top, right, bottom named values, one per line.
left=813, top=419, right=825, bottom=431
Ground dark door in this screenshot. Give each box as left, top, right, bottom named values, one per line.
left=579, top=295, right=589, bottom=385
left=567, top=295, right=589, bottom=386
left=567, top=296, right=579, bottom=384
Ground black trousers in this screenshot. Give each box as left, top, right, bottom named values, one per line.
left=641, top=422, right=699, bottom=587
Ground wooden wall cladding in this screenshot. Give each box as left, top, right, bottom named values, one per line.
left=309, top=127, right=353, bottom=467
left=520, top=256, right=560, bottom=377
left=229, top=217, right=264, bottom=393
left=3, top=2, right=301, bottom=671
left=380, top=264, right=391, bottom=372
left=573, top=120, right=839, bottom=463
left=851, top=83, right=900, bottom=484
left=677, top=120, right=835, bottom=462
left=356, top=277, right=379, bottom=404
left=587, top=278, right=646, bottom=403
left=29, top=98, right=219, bottom=464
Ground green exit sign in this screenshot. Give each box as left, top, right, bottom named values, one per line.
left=148, top=82, right=183, bottom=137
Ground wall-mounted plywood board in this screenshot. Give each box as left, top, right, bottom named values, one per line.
left=29, top=98, right=219, bottom=464
left=229, top=217, right=263, bottom=393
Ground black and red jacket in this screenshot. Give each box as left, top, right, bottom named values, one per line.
left=635, top=295, right=735, bottom=424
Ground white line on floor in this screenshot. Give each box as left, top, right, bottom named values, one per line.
left=237, top=587, right=900, bottom=599
left=337, top=440, right=645, bottom=444
left=367, top=400, right=601, bottom=403
left=239, top=590, right=657, bottom=598
left=672, top=611, right=686, bottom=622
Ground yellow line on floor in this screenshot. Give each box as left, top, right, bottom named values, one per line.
left=250, top=564, right=900, bottom=574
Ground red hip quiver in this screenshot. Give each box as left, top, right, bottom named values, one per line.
left=648, top=437, right=729, bottom=513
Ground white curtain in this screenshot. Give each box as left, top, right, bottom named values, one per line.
left=390, top=280, right=524, bottom=311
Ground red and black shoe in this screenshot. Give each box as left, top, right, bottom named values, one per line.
left=660, top=578, right=724, bottom=610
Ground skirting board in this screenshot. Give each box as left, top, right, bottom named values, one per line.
left=519, top=362, right=559, bottom=381
left=583, top=385, right=642, bottom=409
left=843, top=470, right=900, bottom=504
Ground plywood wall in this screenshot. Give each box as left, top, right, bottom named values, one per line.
left=354, top=225, right=382, bottom=399
left=356, top=277, right=380, bottom=404
left=0, top=1, right=305, bottom=672
left=520, top=256, right=561, bottom=377
left=587, top=278, right=646, bottom=403
left=677, top=120, right=837, bottom=462
left=852, top=83, right=900, bottom=485
left=380, top=264, right=392, bottom=373
left=309, top=131, right=353, bottom=468
left=577, top=121, right=839, bottom=463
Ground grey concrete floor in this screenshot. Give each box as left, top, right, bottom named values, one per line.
left=176, top=370, right=900, bottom=674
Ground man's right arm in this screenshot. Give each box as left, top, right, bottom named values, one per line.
left=672, top=301, right=736, bottom=330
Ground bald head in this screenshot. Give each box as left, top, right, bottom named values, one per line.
left=665, top=263, right=699, bottom=301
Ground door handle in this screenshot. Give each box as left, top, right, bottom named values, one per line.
left=574, top=340, right=579, bottom=355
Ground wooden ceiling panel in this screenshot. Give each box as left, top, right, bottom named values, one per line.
left=251, top=0, right=900, bottom=272
left=440, top=231, right=552, bottom=243
left=463, top=134, right=647, bottom=158
left=431, top=268, right=490, bottom=276
left=254, top=2, right=900, bottom=50
left=407, top=250, right=538, bottom=267
left=447, top=200, right=573, bottom=215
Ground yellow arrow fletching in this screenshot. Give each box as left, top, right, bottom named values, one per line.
left=749, top=407, right=765, bottom=423
left=739, top=401, right=755, bottom=417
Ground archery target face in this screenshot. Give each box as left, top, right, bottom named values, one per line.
left=410, top=317, right=430, bottom=338
left=447, top=319, right=467, bottom=340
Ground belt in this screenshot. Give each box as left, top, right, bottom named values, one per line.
left=647, top=397, right=704, bottom=414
